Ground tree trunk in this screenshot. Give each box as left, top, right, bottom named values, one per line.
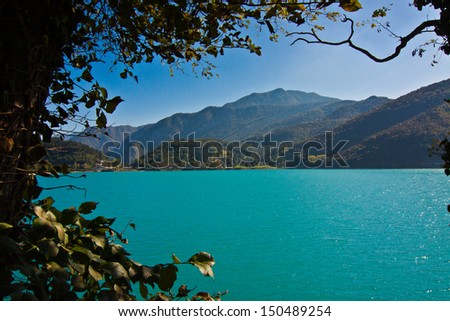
left=0, top=0, right=72, bottom=225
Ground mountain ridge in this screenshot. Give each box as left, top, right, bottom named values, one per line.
left=108, top=89, right=380, bottom=144
left=69, top=78, right=450, bottom=168
left=298, top=78, right=450, bottom=168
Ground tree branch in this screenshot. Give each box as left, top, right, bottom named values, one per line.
left=288, top=17, right=440, bottom=63
left=41, top=185, right=87, bottom=197
left=241, top=0, right=338, bottom=7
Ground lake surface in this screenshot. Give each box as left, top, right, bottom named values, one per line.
left=40, top=169, right=450, bottom=300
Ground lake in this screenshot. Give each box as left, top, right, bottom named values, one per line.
left=40, top=169, right=450, bottom=300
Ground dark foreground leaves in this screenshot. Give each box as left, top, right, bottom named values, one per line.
left=0, top=198, right=222, bottom=301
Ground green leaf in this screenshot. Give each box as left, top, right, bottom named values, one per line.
left=56, top=106, right=69, bottom=119
left=40, top=197, right=55, bottom=211
left=105, top=96, right=124, bottom=114
left=264, top=5, right=278, bottom=19
left=45, top=210, right=57, bottom=222
left=88, top=265, right=103, bottom=281
left=206, top=46, right=218, bottom=56
left=54, top=222, right=66, bottom=243
left=101, top=262, right=129, bottom=280
left=372, top=8, right=387, bottom=18
left=69, top=260, right=85, bottom=274
left=34, top=206, right=46, bottom=219
left=340, top=0, right=362, bottom=12
left=78, top=201, right=98, bottom=214
left=99, top=87, right=108, bottom=99
left=71, top=245, right=104, bottom=263
left=0, top=222, right=13, bottom=236
left=188, top=252, right=215, bottom=278
left=46, top=261, right=62, bottom=274
left=172, top=253, right=182, bottom=264
left=72, top=274, right=87, bottom=291
left=90, top=216, right=116, bottom=227
left=141, top=265, right=155, bottom=282
left=85, top=98, right=95, bottom=108
left=39, top=239, right=59, bottom=260
left=154, top=293, right=171, bottom=301
left=60, top=208, right=79, bottom=226
left=32, top=217, right=55, bottom=234
left=96, top=111, right=107, bottom=128
left=185, top=48, right=201, bottom=61
left=81, top=68, right=94, bottom=82
left=176, top=284, right=190, bottom=298
left=139, top=281, right=149, bottom=299
left=110, top=244, right=127, bottom=256
left=192, top=292, right=213, bottom=301
left=157, top=265, right=178, bottom=291
left=128, top=265, right=139, bottom=282
left=90, top=234, right=106, bottom=249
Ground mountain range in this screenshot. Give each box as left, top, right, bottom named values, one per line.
left=70, top=78, right=450, bottom=168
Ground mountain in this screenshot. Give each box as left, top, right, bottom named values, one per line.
left=258, top=96, right=391, bottom=143
left=70, top=89, right=349, bottom=149
left=71, top=89, right=387, bottom=149
left=128, top=89, right=390, bottom=149
left=302, top=78, right=450, bottom=168
left=70, top=124, right=141, bottom=150
left=222, top=88, right=339, bottom=109
left=68, top=79, right=450, bottom=169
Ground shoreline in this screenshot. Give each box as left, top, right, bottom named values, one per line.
left=69, top=166, right=445, bottom=174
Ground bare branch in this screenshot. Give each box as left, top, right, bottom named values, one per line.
left=241, top=0, right=339, bottom=7
left=288, top=17, right=440, bottom=63
left=41, top=185, right=87, bottom=196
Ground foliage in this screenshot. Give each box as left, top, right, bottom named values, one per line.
left=0, top=197, right=219, bottom=301
left=414, top=0, right=450, bottom=55
left=438, top=135, right=450, bottom=181
left=432, top=99, right=450, bottom=212
left=45, top=139, right=105, bottom=169
left=287, top=0, right=449, bottom=63
left=435, top=136, right=450, bottom=212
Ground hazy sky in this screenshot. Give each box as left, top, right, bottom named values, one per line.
left=89, top=1, right=450, bottom=127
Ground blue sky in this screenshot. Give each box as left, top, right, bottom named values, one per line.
left=90, top=1, right=450, bottom=127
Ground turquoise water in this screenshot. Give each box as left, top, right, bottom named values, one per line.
left=40, top=169, right=450, bottom=300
